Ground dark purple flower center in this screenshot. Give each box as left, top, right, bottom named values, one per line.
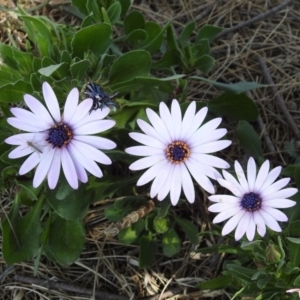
left=241, top=192, right=262, bottom=212
left=46, top=122, right=73, bottom=148
left=166, top=141, right=190, bottom=164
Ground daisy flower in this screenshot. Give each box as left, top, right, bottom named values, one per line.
left=208, top=157, right=297, bottom=241
left=5, top=82, right=116, bottom=189
left=125, top=99, right=231, bottom=206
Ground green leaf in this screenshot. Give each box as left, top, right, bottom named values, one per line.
left=0, top=64, right=23, bottom=86
left=120, top=0, right=131, bottom=17
left=174, top=216, right=199, bottom=244
left=153, top=216, right=169, bottom=234
left=153, top=50, right=178, bottom=69
left=287, top=239, right=300, bottom=267
left=196, top=275, right=232, bottom=290
left=107, top=2, right=121, bottom=24
left=124, top=10, right=145, bottom=35
left=180, top=21, right=195, bottom=44
left=46, top=184, right=90, bottom=220
left=196, top=25, right=223, bottom=43
left=208, top=92, right=259, bottom=121
left=71, top=23, right=112, bottom=58
left=38, top=63, right=67, bottom=77
left=118, top=219, right=145, bottom=244
left=162, top=229, right=181, bottom=257
left=293, top=275, right=300, bottom=286
left=236, top=121, right=263, bottom=159
left=125, top=29, right=147, bottom=46
left=196, top=245, right=244, bottom=255
left=2, top=197, right=43, bottom=265
left=0, top=80, right=33, bottom=103
left=139, top=231, right=157, bottom=268
left=109, top=50, right=151, bottom=86
left=191, top=77, right=265, bottom=94
left=43, top=215, right=85, bottom=266
left=194, top=54, right=215, bottom=73
left=71, top=0, right=88, bottom=16
left=70, top=60, right=91, bottom=80
left=225, top=264, right=257, bottom=281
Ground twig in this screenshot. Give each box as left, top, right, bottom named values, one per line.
left=215, top=0, right=293, bottom=40
left=257, top=56, right=300, bottom=141
left=140, top=287, right=183, bottom=300
left=13, top=275, right=128, bottom=300
left=0, top=265, right=15, bottom=282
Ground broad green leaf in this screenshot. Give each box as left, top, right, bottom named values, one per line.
left=294, top=275, right=300, bottom=286
left=225, top=264, right=257, bottom=281
left=60, top=50, right=72, bottom=64
left=2, top=197, right=43, bottom=265
left=30, top=73, right=41, bottom=91
left=46, top=184, right=90, bottom=220
left=71, top=23, right=112, bottom=58
left=101, top=7, right=111, bottom=24
left=43, top=215, right=85, bottom=266
left=196, top=25, right=223, bottom=43
left=107, top=2, right=121, bottom=24
left=180, top=21, right=195, bottom=44
left=194, top=54, right=215, bottom=73
left=71, top=0, right=88, bottom=16
left=125, top=29, right=147, bottom=46
left=287, top=237, right=300, bottom=244
left=208, top=92, right=259, bottom=121
left=118, top=219, right=145, bottom=244
left=236, top=121, right=263, bottom=159
left=196, top=275, right=231, bottom=290
left=174, top=216, right=199, bottom=244
left=162, top=229, right=181, bottom=257
left=192, top=76, right=265, bottom=94
left=120, top=0, right=131, bottom=17
left=0, top=80, right=33, bottom=103
left=0, top=65, right=22, bottom=87
left=191, top=40, right=210, bottom=58
left=38, top=63, right=67, bottom=77
left=109, top=50, right=151, bottom=86
left=167, top=26, right=181, bottom=53
left=153, top=216, right=169, bottom=234
left=287, top=239, right=300, bottom=267
left=153, top=50, right=178, bottom=69
left=70, top=60, right=90, bottom=80
left=124, top=10, right=145, bottom=35
left=196, top=245, right=243, bottom=255
left=139, top=231, right=157, bottom=268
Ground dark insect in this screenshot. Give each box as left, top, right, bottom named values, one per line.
left=84, top=82, right=117, bottom=114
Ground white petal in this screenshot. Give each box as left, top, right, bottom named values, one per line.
left=7, top=118, right=47, bottom=132
left=72, top=140, right=112, bottom=165
left=259, top=210, right=282, bottom=232
left=69, top=143, right=103, bottom=178
left=9, top=145, right=33, bottom=159
left=192, top=129, right=227, bottom=147
left=253, top=211, right=266, bottom=237
left=19, top=152, right=40, bottom=175
left=61, top=148, right=78, bottom=189
left=212, top=207, right=242, bottom=223
left=74, top=106, right=110, bottom=128
left=254, top=160, right=270, bottom=191
left=47, top=149, right=61, bottom=189
left=63, top=88, right=79, bottom=123
left=180, top=101, right=196, bottom=139
left=194, top=140, right=231, bottom=154
left=125, top=146, right=163, bottom=156
left=235, top=212, right=250, bottom=240
left=262, top=199, right=296, bottom=208
left=208, top=194, right=240, bottom=204
left=128, top=132, right=165, bottom=149
left=74, top=120, right=115, bottom=135
left=247, top=157, right=257, bottom=191
left=5, top=132, right=47, bottom=146
left=137, top=119, right=165, bottom=144
left=74, top=135, right=116, bottom=150
left=180, top=163, right=195, bottom=203
left=264, top=188, right=298, bottom=201
left=170, top=165, right=182, bottom=206
left=157, top=164, right=175, bottom=201
left=146, top=108, right=172, bottom=143
left=24, top=94, right=54, bottom=126
left=188, top=157, right=221, bottom=179
left=222, top=210, right=245, bottom=235
left=171, top=99, right=182, bottom=140
left=33, top=149, right=55, bottom=188
left=137, top=160, right=168, bottom=186
left=159, top=101, right=175, bottom=140
left=208, top=203, right=238, bottom=213
left=188, top=153, right=230, bottom=169
left=260, top=166, right=282, bottom=192
left=184, top=107, right=208, bottom=141
left=150, top=161, right=170, bottom=198
left=246, top=215, right=256, bottom=241
left=185, top=159, right=215, bottom=194
left=261, top=207, right=288, bottom=222
left=68, top=145, right=88, bottom=182
left=129, top=155, right=165, bottom=171
left=234, top=160, right=249, bottom=192
left=42, top=82, right=61, bottom=123
left=69, top=98, right=94, bottom=124
left=261, top=178, right=290, bottom=198
left=222, top=170, right=244, bottom=196
left=217, top=177, right=242, bottom=197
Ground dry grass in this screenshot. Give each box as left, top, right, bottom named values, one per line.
left=1, top=0, right=300, bottom=299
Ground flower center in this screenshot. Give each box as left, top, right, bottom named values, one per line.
left=166, top=141, right=190, bottom=164
left=46, top=122, right=73, bottom=148
left=241, top=192, right=262, bottom=212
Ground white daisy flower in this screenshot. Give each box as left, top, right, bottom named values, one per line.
left=5, top=82, right=116, bottom=189
left=125, top=99, right=232, bottom=206
left=208, top=157, right=298, bottom=241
